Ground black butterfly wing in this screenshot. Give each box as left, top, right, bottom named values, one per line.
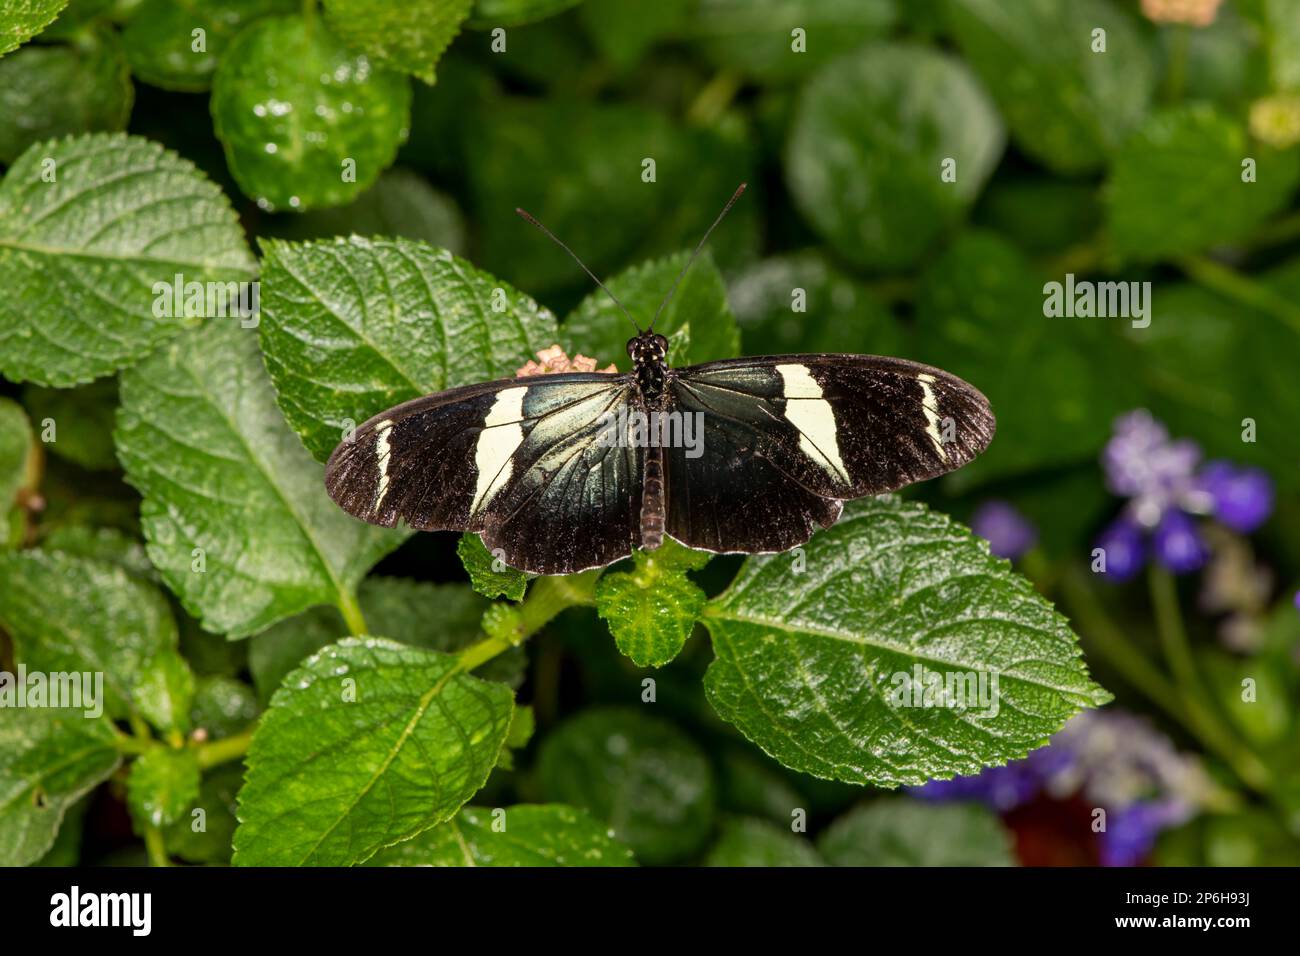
left=325, top=372, right=645, bottom=574
left=663, top=355, right=995, bottom=553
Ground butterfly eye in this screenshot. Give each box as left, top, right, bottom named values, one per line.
left=655, top=334, right=669, bottom=352
left=626, top=339, right=639, bottom=357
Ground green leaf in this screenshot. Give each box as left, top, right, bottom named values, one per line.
left=457, top=533, right=530, bottom=602
left=1106, top=105, right=1300, bottom=262
left=21, top=377, right=119, bottom=471
left=561, top=250, right=740, bottom=369
left=1264, top=0, right=1300, bottom=91
left=324, top=0, right=473, bottom=83
left=0, top=549, right=177, bottom=718
left=688, top=0, right=896, bottom=82
left=0, top=133, right=256, bottom=386
left=0, top=709, right=119, bottom=867
left=580, top=0, right=688, bottom=69
left=728, top=250, right=906, bottom=357
left=786, top=43, right=1004, bottom=271
left=258, top=235, right=557, bottom=462
left=41, top=525, right=156, bottom=580
left=189, top=675, right=260, bottom=739
left=470, top=0, right=580, bottom=27
left=0, top=29, right=132, bottom=164
left=0, top=0, right=68, bottom=57
left=134, top=649, right=197, bottom=735
left=233, top=637, right=514, bottom=866
left=816, top=799, right=1015, bottom=866
left=127, top=747, right=201, bottom=829
left=263, top=168, right=466, bottom=251
left=0, top=396, right=34, bottom=512
left=164, top=762, right=243, bottom=864
left=702, top=496, right=1111, bottom=788
left=947, top=0, right=1154, bottom=175
left=596, top=540, right=709, bottom=667
left=369, top=803, right=635, bottom=865
left=704, top=816, right=824, bottom=866
left=115, top=320, right=405, bottom=638
left=913, top=230, right=1141, bottom=485
left=121, top=0, right=295, bottom=92
left=248, top=576, right=519, bottom=702
left=210, top=14, right=412, bottom=212
left=716, top=749, right=806, bottom=824
left=535, top=707, right=715, bottom=865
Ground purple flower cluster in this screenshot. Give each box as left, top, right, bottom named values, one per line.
left=912, top=710, right=1211, bottom=867
left=970, top=500, right=1038, bottom=561
left=1096, top=411, right=1273, bottom=581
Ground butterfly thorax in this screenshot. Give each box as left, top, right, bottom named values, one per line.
left=627, top=332, right=669, bottom=404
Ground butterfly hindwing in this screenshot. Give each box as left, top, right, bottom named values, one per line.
left=326, top=373, right=645, bottom=573
left=662, top=354, right=994, bottom=554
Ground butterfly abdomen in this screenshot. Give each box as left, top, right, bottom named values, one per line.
left=640, top=445, right=665, bottom=550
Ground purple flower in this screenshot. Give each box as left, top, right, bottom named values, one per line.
left=912, top=762, right=1042, bottom=812
left=1152, top=510, right=1209, bottom=574
left=1102, top=411, right=1201, bottom=527
left=1099, top=799, right=1189, bottom=867
left=971, top=500, right=1038, bottom=560
left=1198, top=461, right=1274, bottom=533
left=1095, top=517, right=1146, bottom=582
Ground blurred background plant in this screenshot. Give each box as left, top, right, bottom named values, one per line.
left=1, top=0, right=1298, bottom=867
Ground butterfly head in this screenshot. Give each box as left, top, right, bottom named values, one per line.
left=627, top=332, right=669, bottom=367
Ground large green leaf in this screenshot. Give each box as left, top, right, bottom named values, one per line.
left=258, top=235, right=557, bottom=462
left=561, top=250, right=740, bottom=369
left=0, top=549, right=177, bottom=718
left=817, top=798, right=1015, bottom=866
left=786, top=43, right=1004, bottom=271
left=912, top=230, right=1141, bottom=485
left=1106, top=106, right=1300, bottom=262
left=535, top=707, right=715, bottom=865
left=0, top=133, right=256, bottom=386
left=233, top=638, right=514, bottom=866
left=121, top=0, right=295, bottom=92
left=0, top=397, right=34, bottom=512
left=595, top=539, right=710, bottom=668
left=688, top=0, right=896, bottom=82
left=0, top=0, right=68, bottom=57
left=116, top=320, right=405, bottom=637
left=0, top=29, right=132, bottom=164
left=210, top=14, right=412, bottom=212
left=947, top=0, right=1154, bottom=174
left=0, top=709, right=120, bottom=867
left=368, top=804, right=636, bottom=866
left=702, top=496, right=1111, bottom=787
left=324, top=0, right=473, bottom=83
left=704, top=816, right=824, bottom=866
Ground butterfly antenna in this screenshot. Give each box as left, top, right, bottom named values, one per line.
left=648, top=182, right=747, bottom=332
left=515, top=207, right=641, bottom=333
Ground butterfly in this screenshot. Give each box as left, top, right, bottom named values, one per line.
left=325, top=185, right=996, bottom=574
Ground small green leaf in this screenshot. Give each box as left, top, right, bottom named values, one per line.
left=369, top=804, right=635, bottom=866
left=247, top=576, right=519, bottom=701
left=0, top=549, right=177, bottom=718
left=947, top=0, right=1154, bottom=174
left=688, top=0, right=896, bottom=82
left=210, top=14, right=412, bottom=211
left=21, top=377, right=119, bottom=471
left=164, top=762, right=243, bottom=864
left=702, top=496, right=1111, bottom=788
left=0, top=133, right=256, bottom=386
left=258, top=235, right=557, bottom=462
left=596, top=542, right=708, bottom=668
left=134, top=649, right=197, bottom=735
left=0, top=396, right=34, bottom=512
left=1106, top=105, right=1300, bottom=262
left=470, top=0, right=580, bottom=27
left=705, top=816, right=824, bottom=867
left=816, top=799, right=1015, bottom=866
left=324, top=0, right=473, bottom=83
left=115, top=320, right=405, bottom=638
left=0, top=0, right=69, bottom=57
left=127, top=747, right=201, bottom=829
left=580, top=0, right=688, bottom=69
left=561, top=250, right=740, bottom=368
left=121, top=0, right=295, bottom=92
left=233, top=638, right=514, bottom=866
left=505, top=704, right=535, bottom=749
left=0, top=29, right=132, bottom=164
left=189, top=675, right=260, bottom=740
left=458, top=533, right=530, bottom=602
left=41, top=525, right=156, bottom=580
left=786, top=43, right=1004, bottom=271
left=536, top=707, right=715, bottom=865
left=0, top=709, right=119, bottom=867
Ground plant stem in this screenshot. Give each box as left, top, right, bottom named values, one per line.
left=456, top=571, right=599, bottom=673
left=1164, top=25, right=1189, bottom=102
left=1177, top=254, right=1300, bottom=338
left=336, top=588, right=369, bottom=636
left=196, top=725, right=256, bottom=770
left=143, top=826, right=170, bottom=867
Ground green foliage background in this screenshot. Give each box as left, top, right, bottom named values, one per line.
left=0, top=0, right=1298, bottom=868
